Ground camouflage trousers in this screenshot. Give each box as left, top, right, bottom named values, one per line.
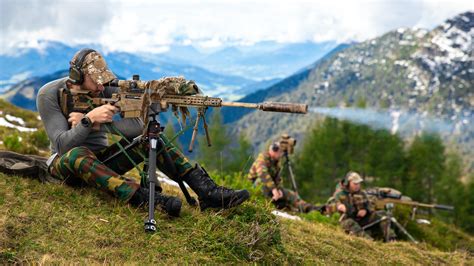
left=264, top=187, right=313, bottom=212
left=340, top=211, right=396, bottom=240
left=49, top=133, right=193, bottom=202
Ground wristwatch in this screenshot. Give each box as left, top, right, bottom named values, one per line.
left=81, top=115, right=92, bottom=128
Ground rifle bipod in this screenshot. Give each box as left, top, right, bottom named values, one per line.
left=188, top=107, right=211, bottom=152
left=362, top=203, right=418, bottom=243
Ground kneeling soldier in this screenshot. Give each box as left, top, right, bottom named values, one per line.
left=248, top=141, right=318, bottom=213
left=335, top=171, right=396, bottom=240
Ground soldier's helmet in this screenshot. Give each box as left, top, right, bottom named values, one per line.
left=346, top=171, right=363, bottom=184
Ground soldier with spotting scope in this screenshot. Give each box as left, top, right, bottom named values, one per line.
left=247, top=134, right=320, bottom=213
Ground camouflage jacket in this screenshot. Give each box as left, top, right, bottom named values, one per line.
left=247, top=152, right=281, bottom=190
left=334, top=188, right=371, bottom=219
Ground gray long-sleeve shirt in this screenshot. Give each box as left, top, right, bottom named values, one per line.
left=37, top=77, right=143, bottom=155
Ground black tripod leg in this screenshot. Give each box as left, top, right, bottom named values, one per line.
left=391, top=218, right=418, bottom=243
left=144, top=119, right=162, bottom=233
left=385, top=216, right=391, bottom=242
left=144, top=136, right=159, bottom=233
left=362, top=216, right=388, bottom=230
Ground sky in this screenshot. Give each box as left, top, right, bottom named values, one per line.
left=0, top=0, right=472, bottom=55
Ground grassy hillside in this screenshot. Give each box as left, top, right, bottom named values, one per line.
left=0, top=172, right=472, bottom=264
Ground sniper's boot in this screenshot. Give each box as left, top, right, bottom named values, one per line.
left=129, top=186, right=182, bottom=217
left=298, top=201, right=325, bottom=213
left=182, top=164, right=250, bottom=211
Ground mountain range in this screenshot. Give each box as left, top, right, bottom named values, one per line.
left=0, top=40, right=337, bottom=101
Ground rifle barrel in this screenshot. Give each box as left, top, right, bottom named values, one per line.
left=222, top=101, right=308, bottom=114
left=433, top=204, right=455, bottom=211
left=378, top=199, right=454, bottom=211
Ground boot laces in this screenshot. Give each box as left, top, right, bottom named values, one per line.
left=203, top=177, right=235, bottom=194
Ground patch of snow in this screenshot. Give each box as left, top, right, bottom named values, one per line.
left=394, top=60, right=410, bottom=67
left=415, top=29, right=428, bottom=38
left=271, top=210, right=302, bottom=221
left=5, top=114, right=26, bottom=126
left=0, top=117, right=37, bottom=132
left=399, top=40, right=415, bottom=46
left=20, top=86, right=35, bottom=99
left=430, top=26, right=471, bottom=64
left=441, top=22, right=452, bottom=31
left=157, top=172, right=190, bottom=188
left=397, top=28, right=406, bottom=34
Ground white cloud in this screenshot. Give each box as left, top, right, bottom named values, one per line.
left=1, top=0, right=472, bottom=54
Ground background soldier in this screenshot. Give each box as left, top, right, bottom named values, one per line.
left=334, top=171, right=396, bottom=240
left=37, top=48, right=249, bottom=217
left=248, top=141, right=318, bottom=213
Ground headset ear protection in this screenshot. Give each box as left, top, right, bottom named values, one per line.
left=69, top=48, right=96, bottom=85
left=271, top=142, right=280, bottom=152
left=342, top=178, right=349, bottom=187
left=342, top=171, right=354, bottom=187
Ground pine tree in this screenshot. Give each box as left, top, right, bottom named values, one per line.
left=366, top=130, right=405, bottom=188
left=295, top=118, right=348, bottom=202
left=227, top=133, right=253, bottom=173
left=294, top=117, right=407, bottom=202
left=405, top=133, right=445, bottom=202
left=460, top=180, right=474, bottom=233
left=435, top=152, right=466, bottom=226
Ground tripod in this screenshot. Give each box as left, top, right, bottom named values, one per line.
left=281, top=152, right=304, bottom=213
left=283, top=152, right=299, bottom=196
left=362, top=203, right=418, bottom=243
left=102, top=112, right=197, bottom=233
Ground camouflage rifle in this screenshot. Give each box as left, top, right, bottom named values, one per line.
left=60, top=76, right=308, bottom=152
left=365, top=187, right=454, bottom=220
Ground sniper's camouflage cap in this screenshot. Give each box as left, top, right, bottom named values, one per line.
left=75, top=51, right=116, bottom=85
left=346, top=171, right=363, bottom=184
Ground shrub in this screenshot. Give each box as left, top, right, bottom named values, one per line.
left=28, top=129, right=50, bottom=149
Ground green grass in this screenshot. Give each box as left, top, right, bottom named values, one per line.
left=0, top=173, right=472, bottom=264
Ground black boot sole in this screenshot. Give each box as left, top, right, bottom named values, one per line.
left=199, top=190, right=250, bottom=211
